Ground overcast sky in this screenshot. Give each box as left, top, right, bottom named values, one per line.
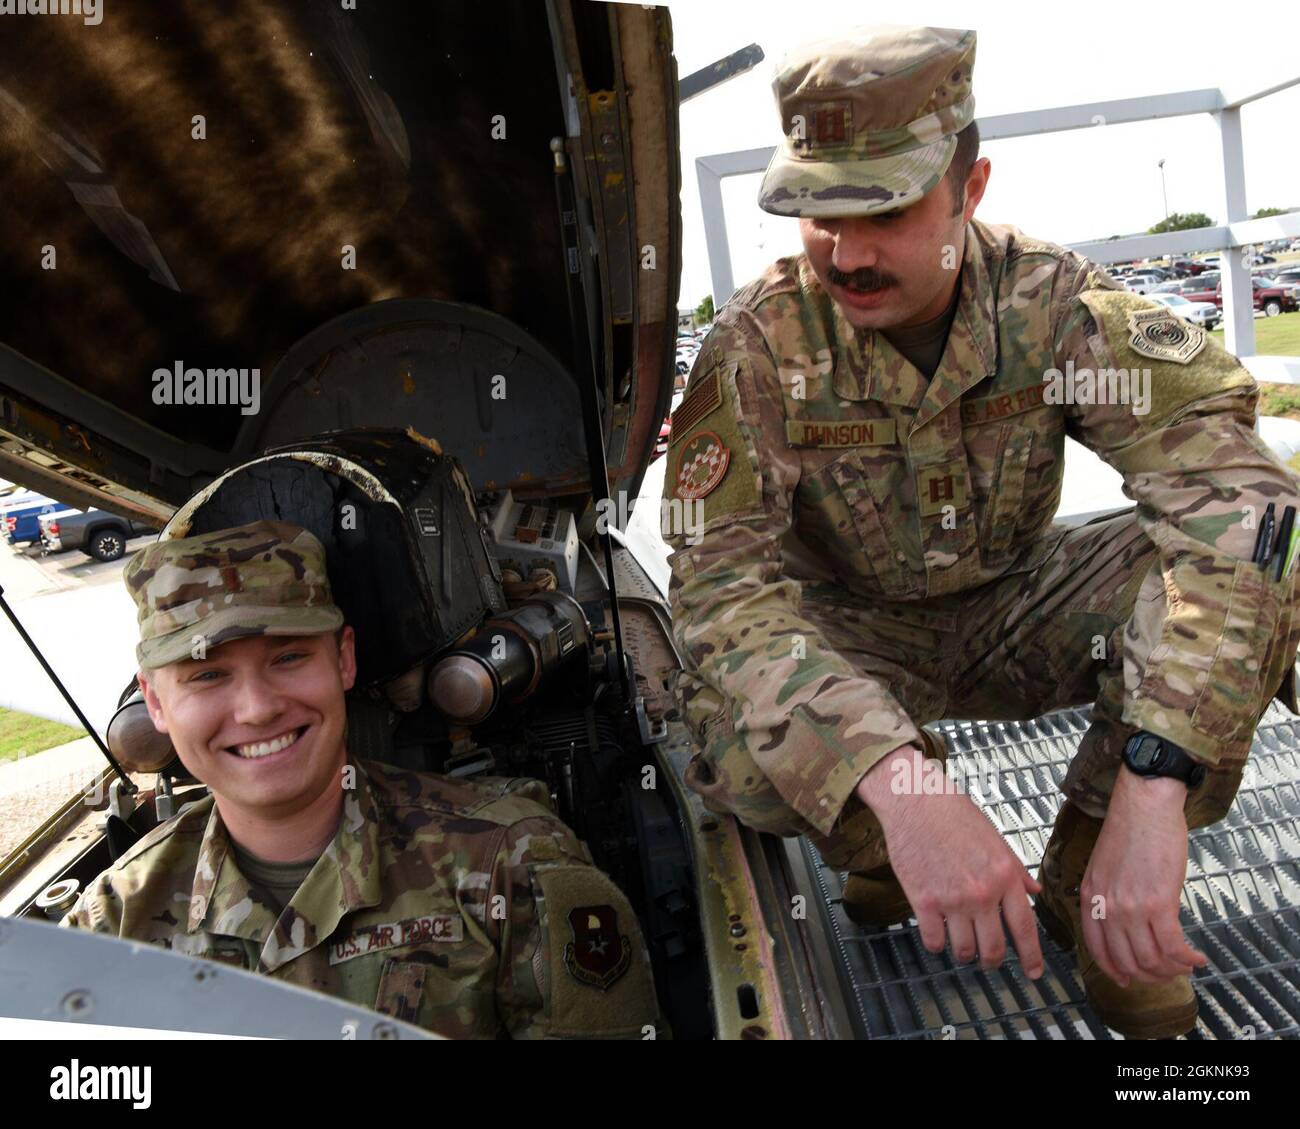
left=654, top=0, right=1300, bottom=309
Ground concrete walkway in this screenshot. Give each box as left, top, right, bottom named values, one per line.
left=0, top=539, right=145, bottom=732
left=0, top=736, right=106, bottom=799
left=0, top=736, right=109, bottom=861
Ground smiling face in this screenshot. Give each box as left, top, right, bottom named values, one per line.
left=799, top=157, right=990, bottom=331
left=139, top=627, right=357, bottom=825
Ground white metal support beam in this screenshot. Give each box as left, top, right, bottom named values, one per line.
left=975, top=89, right=1222, bottom=140
left=695, top=147, right=773, bottom=307
left=1216, top=107, right=1256, bottom=357
left=693, top=76, right=1300, bottom=376
left=1070, top=212, right=1300, bottom=263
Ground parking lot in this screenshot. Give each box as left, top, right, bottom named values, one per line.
left=0, top=535, right=149, bottom=744
left=0, top=534, right=159, bottom=863
left=0, top=532, right=158, bottom=601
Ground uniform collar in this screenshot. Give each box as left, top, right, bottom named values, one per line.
left=828, top=223, right=998, bottom=432
left=187, top=757, right=385, bottom=972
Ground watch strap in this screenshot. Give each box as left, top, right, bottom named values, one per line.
left=1123, top=731, right=1208, bottom=788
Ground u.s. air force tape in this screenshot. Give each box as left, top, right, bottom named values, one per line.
left=329, top=914, right=464, bottom=965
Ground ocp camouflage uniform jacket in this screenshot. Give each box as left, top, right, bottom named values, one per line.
left=663, top=218, right=1299, bottom=838
left=63, top=758, right=663, bottom=1039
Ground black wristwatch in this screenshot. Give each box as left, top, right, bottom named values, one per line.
left=1121, top=731, right=1207, bottom=788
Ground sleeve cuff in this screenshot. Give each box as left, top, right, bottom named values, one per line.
left=772, top=708, right=922, bottom=838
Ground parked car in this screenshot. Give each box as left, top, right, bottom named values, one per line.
left=1182, top=275, right=1222, bottom=305
left=1245, top=278, right=1300, bottom=316
left=654, top=389, right=685, bottom=460
left=1166, top=278, right=1219, bottom=297
left=653, top=419, right=671, bottom=461
left=1199, top=278, right=1300, bottom=316
left=0, top=491, right=60, bottom=546
left=38, top=507, right=157, bottom=561
left=1146, top=292, right=1220, bottom=330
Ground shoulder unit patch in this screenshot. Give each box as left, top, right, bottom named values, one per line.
left=663, top=354, right=761, bottom=524
left=674, top=431, right=731, bottom=500
left=1126, top=306, right=1206, bottom=365
left=563, top=904, right=631, bottom=991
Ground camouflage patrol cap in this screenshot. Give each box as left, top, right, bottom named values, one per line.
left=758, top=25, right=976, bottom=218
left=124, top=520, right=344, bottom=670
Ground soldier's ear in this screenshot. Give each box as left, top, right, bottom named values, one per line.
left=336, top=625, right=358, bottom=692
left=960, top=157, right=991, bottom=224
left=137, top=672, right=170, bottom=735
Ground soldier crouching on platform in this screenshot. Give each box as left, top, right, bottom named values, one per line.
left=662, top=24, right=1300, bottom=1039
left=63, top=519, right=664, bottom=1039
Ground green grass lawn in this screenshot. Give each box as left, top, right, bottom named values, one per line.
left=1262, top=383, right=1300, bottom=420
left=1211, top=311, right=1300, bottom=357
left=0, top=707, right=86, bottom=763
left=1211, top=311, right=1300, bottom=421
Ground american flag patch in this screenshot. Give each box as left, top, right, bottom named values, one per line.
left=671, top=368, right=722, bottom=438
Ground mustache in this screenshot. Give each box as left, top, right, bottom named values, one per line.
left=827, top=264, right=897, bottom=290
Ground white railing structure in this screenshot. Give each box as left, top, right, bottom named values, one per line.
left=695, top=76, right=1300, bottom=384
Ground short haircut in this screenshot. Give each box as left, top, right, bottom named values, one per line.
left=944, top=121, right=980, bottom=216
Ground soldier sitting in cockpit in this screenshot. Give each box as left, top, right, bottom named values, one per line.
left=63, top=519, right=663, bottom=1039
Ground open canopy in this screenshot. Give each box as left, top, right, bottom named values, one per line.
left=0, top=0, right=680, bottom=523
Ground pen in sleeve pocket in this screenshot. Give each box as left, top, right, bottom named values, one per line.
left=1255, top=503, right=1276, bottom=568
left=1273, top=506, right=1296, bottom=581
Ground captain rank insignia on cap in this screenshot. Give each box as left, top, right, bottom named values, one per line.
left=1127, top=307, right=1206, bottom=365
left=563, top=904, right=632, bottom=990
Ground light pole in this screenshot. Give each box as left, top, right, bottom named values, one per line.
left=1157, top=158, right=1169, bottom=224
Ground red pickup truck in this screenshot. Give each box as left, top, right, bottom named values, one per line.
left=1182, top=277, right=1300, bottom=316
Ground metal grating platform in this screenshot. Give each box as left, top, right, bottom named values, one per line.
left=804, top=703, right=1300, bottom=1039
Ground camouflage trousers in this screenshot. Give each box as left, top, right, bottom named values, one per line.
left=680, top=511, right=1300, bottom=872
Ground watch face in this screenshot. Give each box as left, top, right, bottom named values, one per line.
left=1130, top=735, right=1163, bottom=770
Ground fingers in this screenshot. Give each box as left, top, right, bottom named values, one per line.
left=1152, top=914, right=1207, bottom=971
left=916, top=906, right=947, bottom=955
left=1080, top=897, right=1127, bottom=985
left=946, top=898, right=1040, bottom=976
left=973, top=910, right=1007, bottom=970
left=1110, top=925, right=1161, bottom=984
left=950, top=864, right=1042, bottom=972
left=1137, top=922, right=1197, bottom=979
left=947, top=914, right=977, bottom=964
left=1084, top=895, right=1204, bottom=985
left=1001, top=887, right=1044, bottom=979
